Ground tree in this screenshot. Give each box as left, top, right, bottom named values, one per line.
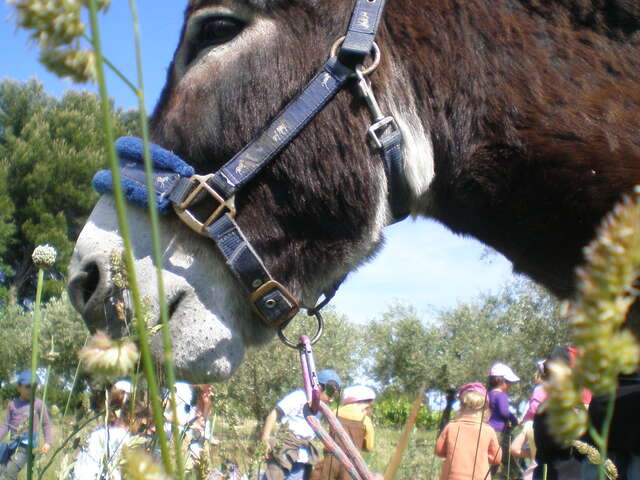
left=0, top=79, right=138, bottom=303
left=366, top=303, right=438, bottom=393
left=365, top=277, right=571, bottom=423
left=0, top=293, right=88, bottom=384
left=434, top=277, right=570, bottom=400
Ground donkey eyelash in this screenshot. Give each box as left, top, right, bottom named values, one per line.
left=184, top=12, right=247, bottom=67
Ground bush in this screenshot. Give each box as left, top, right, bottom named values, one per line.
left=373, top=395, right=439, bottom=428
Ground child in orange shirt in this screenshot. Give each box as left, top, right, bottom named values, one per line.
left=435, top=382, right=502, bottom=480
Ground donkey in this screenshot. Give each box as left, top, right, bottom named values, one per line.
left=68, top=0, right=640, bottom=382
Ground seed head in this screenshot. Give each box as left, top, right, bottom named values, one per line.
left=568, top=195, right=640, bottom=395
left=544, top=361, right=587, bottom=444
left=40, top=45, right=96, bottom=83
left=32, top=244, right=57, bottom=268
left=10, top=0, right=85, bottom=47
left=79, top=331, right=139, bottom=381
left=121, top=448, right=170, bottom=480
left=572, top=440, right=618, bottom=480
left=9, top=0, right=110, bottom=83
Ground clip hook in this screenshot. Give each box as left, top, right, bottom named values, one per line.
left=299, top=335, right=321, bottom=413
left=355, top=68, right=399, bottom=149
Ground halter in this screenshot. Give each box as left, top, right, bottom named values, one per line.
left=93, top=0, right=409, bottom=341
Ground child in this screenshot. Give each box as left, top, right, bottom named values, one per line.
left=261, top=368, right=342, bottom=480
left=311, top=385, right=377, bottom=480
left=436, top=382, right=502, bottom=480
left=0, top=369, right=53, bottom=480
left=72, top=384, right=131, bottom=480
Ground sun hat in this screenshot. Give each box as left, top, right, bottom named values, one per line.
left=16, top=369, right=36, bottom=386
left=488, top=362, right=520, bottom=383
left=317, top=369, right=342, bottom=389
left=458, top=382, right=487, bottom=398
left=173, top=381, right=194, bottom=404
left=341, top=385, right=376, bottom=404
left=114, top=379, right=133, bottom=394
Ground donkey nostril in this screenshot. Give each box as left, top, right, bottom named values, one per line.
left=68, top=261, right=102, bottom=313
left=83, top=262, right=100, bottom=305
left=168, top=291, right=187, bottom=318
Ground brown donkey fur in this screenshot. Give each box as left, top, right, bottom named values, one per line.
left=150, top=0, right=640, bottom=321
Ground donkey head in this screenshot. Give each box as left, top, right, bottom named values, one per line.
left=68, top=0, right=421, bottom=382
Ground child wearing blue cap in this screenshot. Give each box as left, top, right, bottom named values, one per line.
left=261, top=368, right=342, bottom=480
left=0, top=370, right=53, bottom=479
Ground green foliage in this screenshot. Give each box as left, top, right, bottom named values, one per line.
left=372, top=394, right=439, bottom=428
left=0, top=293, right=88, bottom=385
left=366, top=304, right=437, bottom=393
left=366, top=277, right=570, bottom=403
left=0, top=78, right=138, bottom=304
left=216, top=308, right=364, bottom=422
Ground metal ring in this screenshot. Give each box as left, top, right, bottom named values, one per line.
left=329, top=36, right=381, bottom=76
left=277, top=311, right=324, bottom=349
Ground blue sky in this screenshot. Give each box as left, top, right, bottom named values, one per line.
left=0, top=2, right=516, bottom=324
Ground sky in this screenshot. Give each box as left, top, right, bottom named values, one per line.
left=0, top=2, right=517, bottom=324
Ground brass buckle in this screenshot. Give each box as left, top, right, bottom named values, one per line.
left=249, top=280, right=300, bottom=327
left=173, top=174, right=236, bottom=236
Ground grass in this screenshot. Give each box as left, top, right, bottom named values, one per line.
left=13, top=408, right=441, bottom=480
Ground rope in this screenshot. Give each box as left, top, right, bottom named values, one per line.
left=305, top=402, right=377, bottom=480
left=305, top=415, right=361, bottom=480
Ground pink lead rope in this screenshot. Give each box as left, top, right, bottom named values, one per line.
left=298, top=336, right=377, bottom=480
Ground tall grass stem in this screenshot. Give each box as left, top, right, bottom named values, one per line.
left=86, top=0, right=173, bottom=473
left=126, top=0, right=184, bottom=476
left=26, top=268, right=44, bottom=480
left=63, top=335, right=88, bottom=418
left=384, top=385, right=425, bottom=480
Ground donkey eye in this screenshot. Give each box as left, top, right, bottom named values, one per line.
left=196, top=17, right=245, bottom=48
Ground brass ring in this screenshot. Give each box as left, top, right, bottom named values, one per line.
left=277, top=311, right=324, bottom=349
left=329, top=36, right=381, bottom=76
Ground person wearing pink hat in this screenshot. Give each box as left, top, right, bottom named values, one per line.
left=435, top=382, right=502, bottom=480
left=487, top=362, right=520, bottom=479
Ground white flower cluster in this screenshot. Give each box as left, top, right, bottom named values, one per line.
left=78, top=331, right=139, bottom=381
left=32, top=244, right=57, bottom=268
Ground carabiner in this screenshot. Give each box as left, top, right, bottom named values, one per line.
left=298, top=335, right=321, bottom=414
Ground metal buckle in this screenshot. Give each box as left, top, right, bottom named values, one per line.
left=173, top=174, right=236, bottom=236
left=249, top=280, right=300, bottom=327
left=368, top=116, right=398, bottom=149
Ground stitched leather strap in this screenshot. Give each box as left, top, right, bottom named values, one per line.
left=211, top=57, right=353, bottom=198
left=339, top=0, right=387, bottom=68
left=380, top=130, right=410, bottom=222
left=206, top=214, right=299, bottom=327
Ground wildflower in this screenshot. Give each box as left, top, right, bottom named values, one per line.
left=32, top=244, right=57, bottom=268
left=121, top=448, right=171, bottom=480
left=79, top=331, right=139, bottom=380
left=572, top=440, right=618, bottom=480
left=49, top=404, right=61, bottom=417
left=544, top=361, right=587, bottom=444
left=111, top=250, right=129, bottom=289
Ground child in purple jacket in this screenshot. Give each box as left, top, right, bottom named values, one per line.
left=487, top=362, right=520, bottom=479
left=0, top=370, right=53, bottom=479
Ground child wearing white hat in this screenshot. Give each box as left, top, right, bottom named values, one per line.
left=487, top=362, right=520, bottom=479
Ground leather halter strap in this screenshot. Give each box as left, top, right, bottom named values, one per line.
left=93, top=0, right=409, bottom=331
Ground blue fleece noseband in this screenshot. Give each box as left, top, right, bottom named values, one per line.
left=93, top=137, right=194, bottom=214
